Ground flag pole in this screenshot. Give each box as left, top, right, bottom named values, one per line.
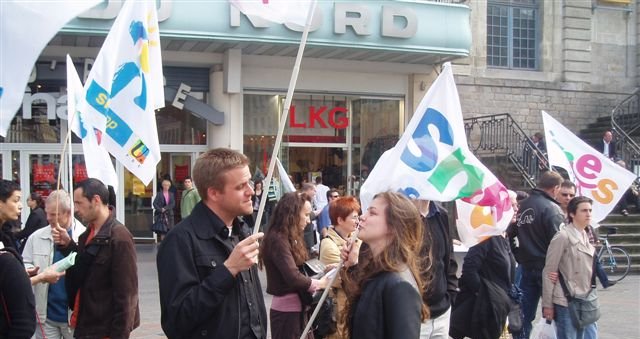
left=299, top=227, right=360, bottom=339
left=252, top=0, right=317, bottom=235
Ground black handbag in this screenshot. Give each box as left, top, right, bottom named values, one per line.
left=558, top=250, right=600, bottom=329
left=312, top=289, right=338, bottom=338
left=151, top=213, right=168, bottom=234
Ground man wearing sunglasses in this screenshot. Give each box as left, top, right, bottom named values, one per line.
left=317, top=190, right=340, bottom=238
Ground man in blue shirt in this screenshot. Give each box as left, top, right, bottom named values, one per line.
left=317, top=189, right=340, bottom=238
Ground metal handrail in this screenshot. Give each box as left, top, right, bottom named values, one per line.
left=611, top=88, right=640, bottom=182
left=464, top=113, right=549, bottom=188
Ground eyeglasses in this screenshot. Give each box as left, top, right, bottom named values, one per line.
left=561, top=193, right=575, bottom=198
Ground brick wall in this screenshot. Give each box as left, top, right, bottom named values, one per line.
left=455, top=75, right=629, bottom=134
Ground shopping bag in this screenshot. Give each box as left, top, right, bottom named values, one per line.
left=530, top=319, right=557, bottom=339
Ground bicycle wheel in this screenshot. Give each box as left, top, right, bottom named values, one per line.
left=599, top=247, right=630, bottom=282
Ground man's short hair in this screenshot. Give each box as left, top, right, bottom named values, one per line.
left=184, top=176, right=192, bottom=182
left=326, top=189, right=339, bottom=200
left=0, top=179, right=20, bottom=202
left=301, top=183, right=315, bottom=193
left=46, top=190, right=72, bottom=212
left=75, top=178, right=109, bottom=206
left=315, top=176, right=323, bottom=184
left=534, top=132, right=544, bottom=140
left=537, top=171, right=563, bottom=190
left=192, top=148, right=249, bottom=200
left=561, top=180, right=576, bottom=190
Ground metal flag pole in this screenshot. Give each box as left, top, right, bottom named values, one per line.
left=252, top=0, right=317, bottom=235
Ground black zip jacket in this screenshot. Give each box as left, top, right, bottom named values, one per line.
left=510, top=189, right=565, bottom=270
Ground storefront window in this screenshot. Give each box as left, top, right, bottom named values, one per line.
left=243, top=93, right=402, bottom=195
left=1, top=93, right=63, bottom=143
left=29, top=154, right=61, bottom=198
left=156, top=102, right=208, bottom=145
left=353, top=99, right=401, bottom=182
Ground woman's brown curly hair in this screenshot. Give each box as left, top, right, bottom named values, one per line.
left=341, top=191, right=430, bottom=335
left=259, top=192, right=311, bottom=268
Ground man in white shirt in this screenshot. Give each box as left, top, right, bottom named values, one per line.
left=313, top=176, right=330, bottom=211
left=596, top=130, right=617, bottom=160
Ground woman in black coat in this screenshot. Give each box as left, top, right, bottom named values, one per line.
left=0, top=248, right=36, bottom=337
left=15, top=192, right=47, bottom=251
left=153, top=179, right=175, bottom=241
left=341, top=192, right=428, bottom=339
left=450, top=191, right=519, bottom=339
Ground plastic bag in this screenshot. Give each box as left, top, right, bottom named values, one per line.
left=531, top=319, right=557, bottom=339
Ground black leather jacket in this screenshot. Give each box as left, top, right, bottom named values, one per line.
left=350, top=270, right=422, bottom=339
left=157, top=202, right=267, bottom=339
left=510, top=189, right=565, bottom=270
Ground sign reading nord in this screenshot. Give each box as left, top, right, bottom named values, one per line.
left=64, top=0, right=471, bottom=56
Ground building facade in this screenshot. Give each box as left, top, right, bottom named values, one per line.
left=1, top=0, right=637, bottom=240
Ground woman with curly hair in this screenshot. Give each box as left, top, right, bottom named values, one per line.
left=341, top=191, right=429, bottom=339
left=260, top=192, right=329, bottom=339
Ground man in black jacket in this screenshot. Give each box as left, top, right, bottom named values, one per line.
left=413, top=200, right=459, bottom=339
left=157, top=148, right=267, bottom=339
left=510, top=171, right=564, bottom=338
left=594, top=130, right=617, bottom=161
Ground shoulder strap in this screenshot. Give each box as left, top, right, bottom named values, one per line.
left=558, top=250, right=598, bottom=298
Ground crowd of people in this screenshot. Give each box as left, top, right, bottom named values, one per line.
left=0, top=145, right=636, bottom=339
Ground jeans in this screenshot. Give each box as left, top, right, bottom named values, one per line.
left=517, top=268, right=543, bottom=339
left=594, top=256, right=612, bottom=288
left=584, top=322, right=598, bottom=339
left=554, top=304, right=584, bottom=339
left=420, top=306, right=451, bottom=339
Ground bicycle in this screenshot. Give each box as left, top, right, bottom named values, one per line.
left=597, top=227, right=631, bottom=282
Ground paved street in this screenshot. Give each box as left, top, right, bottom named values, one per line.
left=131, top=244, right=639, bottom=339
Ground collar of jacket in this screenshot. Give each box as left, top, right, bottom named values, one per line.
left=564, top=223, right=594, bottom=256
left=530, top=188, right=561, bottom=206
left=190, top=202, right=248, bottom=242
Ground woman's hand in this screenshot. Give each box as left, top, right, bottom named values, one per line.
left=340, top=239, right=361, bottom=268
left=324, top=263, right=338, bottom=272
left=317, top=274, right=330, bottom=290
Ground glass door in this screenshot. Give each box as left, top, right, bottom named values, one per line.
left=124, top=168, right=154, bottom=239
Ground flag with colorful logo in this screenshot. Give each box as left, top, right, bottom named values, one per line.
left=67, top=55, right=119, bottom=193
left=229, top=0, right=316, bottom=26
left=80, top=0, right=164, bottom=185
left=360, top=62, right=514, bottom=240
left=542, top=111, right=637, bottom=224
left=0, top=0, right=101, bottom=137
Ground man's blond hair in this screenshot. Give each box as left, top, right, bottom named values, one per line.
left=192, top=148, right=249, bottom=200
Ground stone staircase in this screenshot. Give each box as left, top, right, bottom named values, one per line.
left=597, top=212, right=640, bottom=274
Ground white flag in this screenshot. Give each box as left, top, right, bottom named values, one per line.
left=67, top=55, right=118, bottom=192
left=542, top=111, right=637, bottom=224
left=229, top=0, right=316, bottom=26
left=455, top=200, right=512, bottom=248
left=0, top=0, right=101, bottom=137
left=80, top=0, right=164, bottom=185
left=360, top=63, right=513, bottom=236
left=276, top=157, right=296, bottom=193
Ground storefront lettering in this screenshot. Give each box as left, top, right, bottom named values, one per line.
left=172, top=83, right=191, bottom=110
left=78, top=0, right=172, bottom=22
left=230, top=4, right=417, bottom=39
left=289, top=105, right=349, bottom=129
